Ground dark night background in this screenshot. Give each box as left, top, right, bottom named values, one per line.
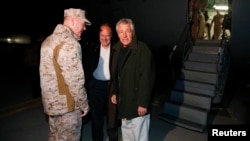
left=1, top=0, right=250, bottom=84
left=0, top=1, right=95, bottom=38
left=0, top=1, right=250, bottom=140
left=1, top=0, right=250, bottom=78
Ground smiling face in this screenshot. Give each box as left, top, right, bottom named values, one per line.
left=99, top=25, right=112, bottom=48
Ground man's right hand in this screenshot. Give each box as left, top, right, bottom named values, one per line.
left=111, top=94, right=117, bottom=104
left=80, top=106, right=89, bottom=117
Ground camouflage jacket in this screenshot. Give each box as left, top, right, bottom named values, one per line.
left=39, top=24, right=89, bottom=116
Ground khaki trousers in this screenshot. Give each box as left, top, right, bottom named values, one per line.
left=121, top=114, right=150, bottom=141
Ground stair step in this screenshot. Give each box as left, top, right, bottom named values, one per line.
left=169, top=90, right=211, bottom=110
left=195, top=40, right=220, bottom=47
left=173, top=82, right=216, bottom=97
left=158, top=113, right=205, bottom=132
left=184, top=61, right=217, bottom=73
left=162, top=102, right=208, bottom=126
left=188, top=53, right=219, bottom=63
left=180, top=70, right=218, bottom=84
left=192, top=46, right=221, bottom=54
left=175, top=79, right=216, bottom=91
left=173, top=86, right=216, bottom=97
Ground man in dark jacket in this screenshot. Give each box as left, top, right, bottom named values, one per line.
left=110, top=18, right=155, bottom=141
left=83, top=23, right=119, bottom=141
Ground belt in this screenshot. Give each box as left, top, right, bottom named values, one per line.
left=93, top=77, right=110, bottom=82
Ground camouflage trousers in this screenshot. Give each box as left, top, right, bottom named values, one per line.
left=48, top=109, right=82, bottom=141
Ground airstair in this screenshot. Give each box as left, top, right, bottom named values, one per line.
left=159, top=39, right=230, bottom=132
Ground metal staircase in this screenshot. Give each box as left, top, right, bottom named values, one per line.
left=159, top=39, right=230, bottom=132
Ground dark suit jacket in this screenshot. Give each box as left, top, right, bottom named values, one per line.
left=82, top=42, right=119, bottom=129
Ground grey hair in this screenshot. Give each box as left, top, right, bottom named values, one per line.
left=115, top=18, right=135, bottom=35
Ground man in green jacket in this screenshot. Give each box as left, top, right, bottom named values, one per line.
left=110, top=18, right=155, bottom=141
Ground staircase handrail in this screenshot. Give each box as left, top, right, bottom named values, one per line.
left=179, top=16, right=194, bottom=65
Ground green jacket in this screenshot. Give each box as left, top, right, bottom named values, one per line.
left=111, top=37, right=155, bottom=119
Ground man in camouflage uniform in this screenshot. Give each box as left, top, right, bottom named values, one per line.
left=39, top=8, right=91, bottom=141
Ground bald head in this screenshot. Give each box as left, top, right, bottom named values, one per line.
left=100, top=24, right=112, bottom=36
left=99, top=23, right=112, bottom=48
